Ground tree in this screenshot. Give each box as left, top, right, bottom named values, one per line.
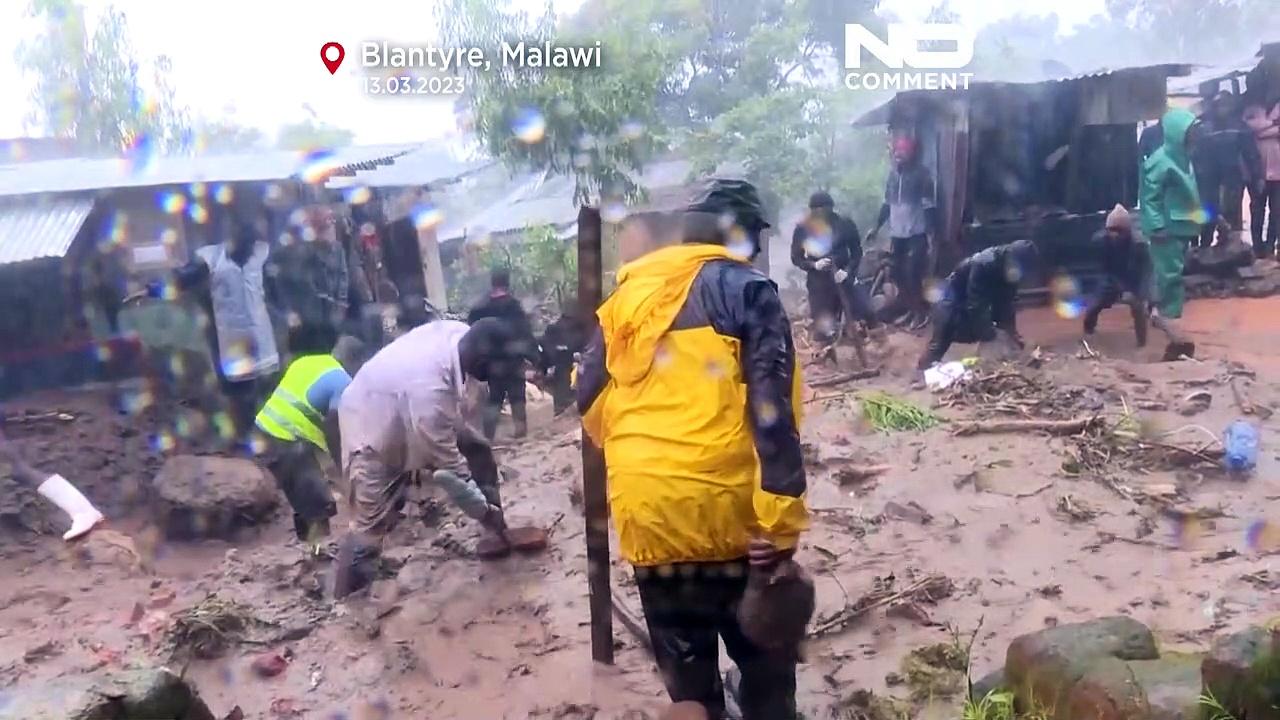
left=17, top=0, right=189, bottom=154
left=441, top=0, right=671, bottom=204
left=16, top=0, right=261, bottom=157
left=196, top=121, right=265, bottom=153
left=275, top=119, right=356, bottom=151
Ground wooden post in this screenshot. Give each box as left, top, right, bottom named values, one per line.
left=577, top=205, right=614, bottom=665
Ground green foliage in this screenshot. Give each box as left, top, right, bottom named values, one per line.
left=448, top=224, right=578, bottom=317
left=1198, top=689, right=1239, bottom=720
left=441, top=0, right=670, bottom=205
left=859, top=392, right=942, bottom=432
left=962, top=690, right=1016, bottom=720
left=275, top=119, right=355, bottom=151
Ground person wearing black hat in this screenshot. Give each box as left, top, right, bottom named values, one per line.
left=332, top=317, right=517, bottom=598
left=917, top=239, right=1039, bottom=370
left=791, top=191, right=876, bottom=343
left=577, top=178, right=810, bottom=719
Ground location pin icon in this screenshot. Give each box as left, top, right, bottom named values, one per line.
left=321, top=42, right=345, bottom=75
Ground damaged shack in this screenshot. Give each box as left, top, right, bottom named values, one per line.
left=854, top=63, right=1191, bottom=290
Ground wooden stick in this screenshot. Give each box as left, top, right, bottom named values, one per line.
left=1230, top=376, right=1255, bottom=416
left=951, top=416, right=1100, bottom=436
left=807, top=368, right=880, bottom=388
left=578, top=205, right=614, bottom=666
left=810, top=574, right=950, bottom=637
left=610, top=589, right=653, bottom=658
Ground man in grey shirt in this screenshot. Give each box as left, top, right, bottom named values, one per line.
left=867, top=136, right=937, bottom=330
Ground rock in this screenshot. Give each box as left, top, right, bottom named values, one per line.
left=151, top=456, right=279, bottom=540
left=250, top=652, right=288, bottom=678
left=1005, top=616, right=1158, bottom=716
left=1129, top=654, right=1203, bottom=720
left=1202, top=626, right=1280, bottom=720
left=149, top=588, right=177, bottom=609
left=0, top=667, right=217, bottom=720
left=970, top=668, right=1007, bottom=701
left=1061, top=656, right=1146, bottom=720
left=1178, top=391, right=1212, bottom=416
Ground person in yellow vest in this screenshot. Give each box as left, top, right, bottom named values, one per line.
left=577, top=179, right=809, bottom=720
left=254, top=323, right=359, bottom=546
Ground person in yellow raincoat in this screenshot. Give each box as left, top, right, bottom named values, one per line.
left=577, top=179, right=808, bottom=720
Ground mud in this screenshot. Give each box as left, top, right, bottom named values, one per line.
left=0, top=296, right=1278, bottom=718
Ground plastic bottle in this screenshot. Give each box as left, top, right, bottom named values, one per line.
left=1223, top=420, right=1259, bottom=473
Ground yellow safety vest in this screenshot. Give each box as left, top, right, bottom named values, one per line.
left=254, top=354, right=342, bottom=452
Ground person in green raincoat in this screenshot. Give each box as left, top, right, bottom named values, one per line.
left=1140, top=108, right=1205, bottom=320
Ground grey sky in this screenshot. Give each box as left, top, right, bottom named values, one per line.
left=0, top=0, right=1107, bottom=145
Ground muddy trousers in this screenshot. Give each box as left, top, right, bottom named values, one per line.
left=1196, top=172, right=1245, bottom=248
left=805, top=273, right=843, bottom=342
left=548, top=362, right=574, bottom=415
left=1250, top=180, right=1280, bottom=257
left=918, top=299, right=980, bottom=369
left=635, top=560, right=798, bottom=720
left=1082, top=280, right=1148, bottom=347
left=890, top=234, right=929, bottom=318
left=483, top=375, right=527, bottom=440
left=263, top=437, right=337, bottom=541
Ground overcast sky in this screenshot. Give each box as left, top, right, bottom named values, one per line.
left=0, top=0, right=1107, bottom=145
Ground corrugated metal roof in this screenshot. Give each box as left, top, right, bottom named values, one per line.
left=0, top=144, right=419, bottom=198
left=853, top=63, right=1193, bottom=127
left=1167, top=58, right=1257, bottom=96
left=326, top=142, right=494, bottom=189
left=0, top=196, right=94, bottom=265
left=438, top=159, right=695, bottom=242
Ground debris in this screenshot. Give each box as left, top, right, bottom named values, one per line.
left=859, top=392, right=941, bottom=432
left=953, top=416, right=1101, bottom=436
left=251, top=652, right=288, bottom=678
left=833, top=464, right=892, bottom=486
left=165, top=595, right=259, bottom=660
left=225, top=708, right=246, bottom=720
left=1178, top=391, right=1212, bottom=416
left=901, top=642, right=967, bottom=701
left=808, top=368, right=881, bottom=388
left=923, top=361, right=972, bottom=391
left=1056, top=495, right=1099, bottom=522
left=22, top=640, right=60, bottom=664
left=477, top=525, right=549, bottom=559
left=886, top=601, right=934, bottom=625
left=882, top=501, right=933, bottom=525
left=1036, top=584, right=1063, bottom=598
left=610, top=590, right=652, bottom=657
left=149, top=588, right=177, bottom=609
left=811, top=573, right=953, bottom=637
left=1078, top=339, right=1100, bottom=360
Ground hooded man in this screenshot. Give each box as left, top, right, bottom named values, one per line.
left=537, top=303, right=590, bottom=415
left=868, top=135, right=937, bottom=330
left=917, top=239, right=1039, bottom=370
left=790, top=191, right=876, bottom=343
left=1141, top=108, right=1203, bottom=321
left=0, top=422, right=103, bottom=541
left=1083, top=205, right=1152, bottom=347
left=577, top=179, right=809, bottom=720
left=333, top=318, right=517, bottom=598
left=468, top=268, right=538, bottom=440
left=1193, top=91, right=1263, bottom=248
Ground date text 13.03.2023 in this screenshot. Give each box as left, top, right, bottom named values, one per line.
left=365, top=75, right=465, bottom=96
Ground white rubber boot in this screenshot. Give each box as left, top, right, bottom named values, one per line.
left=37, top=474, right=105, bottom=541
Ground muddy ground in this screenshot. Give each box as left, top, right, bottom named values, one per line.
left=1, top=295, right=1279, bottom=719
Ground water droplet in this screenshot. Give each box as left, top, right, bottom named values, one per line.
left=160, top=228, right=179, bottom=247
left=265, top=184, right=284, bottom=203
left=512, top=108, right=547, bottom=144
left=158, top=191, right=187, bottom=215
left=411, top=203, right=443, bottom=231
left=189, top=182, right=207, bottom=198
left=345, top=185, right=372, bottom=205
left=122, top=133, right=156, bottom=176
left=1050, top=273, right=1084, bottom=319
left=298, top=149, right=340, bottom=184
left=150, top=432, right=176, bottom=452
left=214, top=184, right=234, bottom=205
left=188, top=203, right=209, bottom=224
left=756, top=401, right=780, bottom=427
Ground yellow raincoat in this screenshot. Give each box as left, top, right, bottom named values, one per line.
left=581, top=244, right=807, bottom=567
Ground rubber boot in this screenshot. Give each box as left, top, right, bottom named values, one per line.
left=1131, top=301, right=1148, bottom=348
left=37, top=474, right=104, bottom=541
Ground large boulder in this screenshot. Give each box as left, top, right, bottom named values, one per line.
left=0, top=667, right=217, bottom=720
left=1005, top=616, right=1158, bottom=718
left=1129, top=654, right=1204, bottom=720
left=1202, top=626, right=1280, bottom=720
left=152, top=455, right=278, bottom=540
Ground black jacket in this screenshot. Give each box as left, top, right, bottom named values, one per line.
left=1194, top=115, right=1264, bottom=184
left=1091, top=229, right=1152, bottom=295
left=945, top=244, right=1020, bottom=341
left=467, top=291, right=538, bottom=362
left=539, top=310, right=590, bottom=372
left=791, top=210, right=862, bottom=277
left=576, top=258, right=805, bottom=500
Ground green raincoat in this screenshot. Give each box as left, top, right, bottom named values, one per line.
left=1140, top=108, right=1203, bottom=318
